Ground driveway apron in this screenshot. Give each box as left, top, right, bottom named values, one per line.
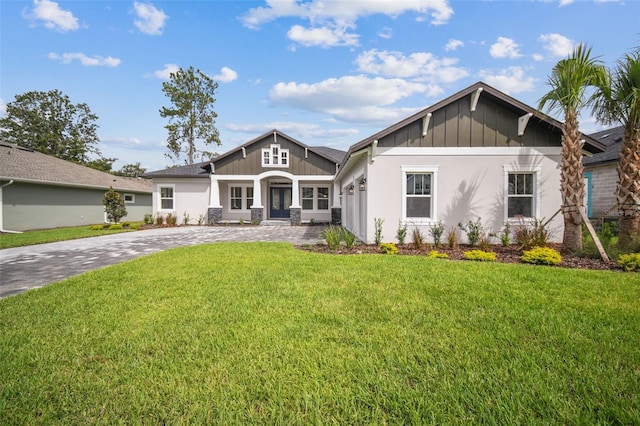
left=0, top=226, right=325, bottom=299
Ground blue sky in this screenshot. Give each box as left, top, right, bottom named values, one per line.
left=1, top=0, right=638, bottom=171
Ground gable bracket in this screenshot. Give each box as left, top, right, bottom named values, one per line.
left=470, top=87, right=483, bottom=112
left=518, top=113, right=533, bottom=136
left=422, top=113, right=432, bottom=137
left=370, top=139, right=378, bottom=163
left=273, top=131, right=277, bottom=143
left=242, top=147, right=246, bottom=158
left=305, top=147, right=308, bottom=159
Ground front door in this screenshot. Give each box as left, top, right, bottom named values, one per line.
left=270, top=187, right=291, bottom=218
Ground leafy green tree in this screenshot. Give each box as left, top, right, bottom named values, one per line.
left=85, top=157, right=117, bottom=173
left=115, top=162, right=147, bottom=177
left=0, top=90, right=101, bottom=163
left=538, top=45, right=607, bottom=251
left=593, top=50, right=640, bottom=248
left=103, top=187, right=127, bottom=223
left=159, top=66, right=221, bottom=164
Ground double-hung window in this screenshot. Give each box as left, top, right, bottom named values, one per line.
left=301, top=186, right=330, bottom=211
left=504, top=166, right=540, bottom=219
left=230, top=186, right=254, bottom=210
left=302, top=187, right=314, bottom=210
left=262, top=144, right=289, bottom=168
left=159, top=186, right=174, bottom=210
left=401, top=166, right=438, bottom=222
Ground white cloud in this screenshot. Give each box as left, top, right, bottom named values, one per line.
left=212, top=67, right=238, bottom=83
left=532, top=53, right=544, bottom=61
left=539, top=33, right=575, bottom=58
left=444, top=39, right=464, bottom=51
left=241, top=0, right=453, bottom=48
left=287, top=24, right=359, bottom=48
left=269, top=75, right=427, bottom=123
left=489, top=37, right=522, bottom=59
left=48, top=52, right=121, bottom=67
left=559, top=0, right=575, bottom=6
left=133, top=1, right=168, bottom=36
left=478, top=66, right=536, bottom=94
left=378, top=27, right=393, bottom=39
left=28, top=0, right=79, bottom=32
left=148, top=63, right=180, bottom=80
left=355, top=49, right=468, bottom=83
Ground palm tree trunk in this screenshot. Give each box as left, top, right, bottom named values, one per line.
left=560, top=112, right=585, bottom=251
left=617, top=125, right=640, bottom=248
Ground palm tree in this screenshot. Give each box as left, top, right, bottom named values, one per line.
left=538, top=45, right=607, bottom=251
left=593, top=50, right=640, bottom=248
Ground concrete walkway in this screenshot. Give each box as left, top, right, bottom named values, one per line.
left=0, top=225, right=326, bottom=299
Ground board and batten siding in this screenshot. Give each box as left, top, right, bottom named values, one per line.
left=213, top=135, right=336, bottom=176
left=377, top=96, right=561, bottom=149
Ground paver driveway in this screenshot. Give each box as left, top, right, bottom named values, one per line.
left=0, top=225, right=326, bottom=298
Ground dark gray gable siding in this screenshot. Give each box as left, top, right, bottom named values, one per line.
left=378, top=95, right=561, bottom=149
left=213, top=134, right=337, bottom=175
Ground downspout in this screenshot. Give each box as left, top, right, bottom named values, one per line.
left=0, top=180, right=22, bottom=234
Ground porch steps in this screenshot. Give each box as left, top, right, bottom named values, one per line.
left=260, top=220, right=291, bottom=226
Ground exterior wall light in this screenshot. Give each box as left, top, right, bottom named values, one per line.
left=348, top=184, right=355, bottom=194
left=359, top=178, right=366, bottom=191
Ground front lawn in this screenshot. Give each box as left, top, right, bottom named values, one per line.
left=0, top=224, right=140, bottom=249
left=1, top=243, right=638, bottom=423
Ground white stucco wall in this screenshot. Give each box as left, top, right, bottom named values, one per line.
left=341, top=147, right=564, bottom=244
left=152, top=178, right=210, bottom=225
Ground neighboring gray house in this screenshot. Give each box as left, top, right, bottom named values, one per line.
left=0, top=142, right=152, bottom=231
left=143, top=130, right=345, bottom=225
left=144, top=82, right=605, bottom=244
left=583, top=126, right=625, bottom=219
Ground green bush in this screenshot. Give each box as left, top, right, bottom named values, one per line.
left=109, top=224, right=123, bottom=230
left=102, top=224, right=111, bottom=230
left=143, top=213, right=154, bottom=224
left=343, top=228, right=357, bottom=249
left=427, top=250, right=449, bottom=259
left=617, top=253, right=640, bottom=272
left=459, top=218, right=483, bottom=247
left=522, top=247, right=562, bottom=266
left=374, top=218, right=384, bottom=245
left=89, top=225, right=103, bottom=231
left=379, top=243, right=399, bottom=255
left=463, top=250, right=496, bottom=262
left=129, top=223, right=140, bottom=230
left=122, top=221, right=130, bottom=228
left=514, top=218, right=551, bottom=250
left=396, top=220, right=407, bottom=245
left=323, top=225, right=342, bottom=250
left=430, top=221, right=445, bottom=247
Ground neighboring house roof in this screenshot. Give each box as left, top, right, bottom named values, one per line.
left=341, top=81, right=607, bottom=166
left=142, top=129, right=347, bottom=177
left=0, top=142, right=152, bottom=193
left=584, top=126, right=625, bottom=167
left=142, top=161, right=211, bottom=178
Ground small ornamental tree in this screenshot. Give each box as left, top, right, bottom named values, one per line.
left=103, top=187, right=127, bottom=223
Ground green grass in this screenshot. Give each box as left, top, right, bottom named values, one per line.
left=1, top=243, right=639, bottom=424
left=0, top=224, right=140, bottom=249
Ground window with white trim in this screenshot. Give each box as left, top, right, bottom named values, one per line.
left=124, top=193, right=135, bottom=204
left=504, top=166, right=540, bottom=219
left=262, top=144, right=289, bottom=168
left=159, top=186, right=174, bottom=210
left=401, top=166, right=438, bottom=222
left=301, top=186, right=330, bottom=211
left=229, top=186, right=253, bottom=210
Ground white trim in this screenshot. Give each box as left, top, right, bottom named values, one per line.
left=503, top=165, right=541, bottom=220
left=378, top=146, right=562, bottom=157
left=228, top=184, right=254, bottom=212
left=158, top=184, right=175, bottom=212
left=123, top=193, right=135, bottom=204
left=213, top=172, right=333, bottom=181
left=401, top=166, right=439, bottom=225
left=261, top=144, right=290, bottom=168
left=300, top=184, right=331, bottom=212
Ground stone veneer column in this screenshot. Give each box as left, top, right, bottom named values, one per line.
left=251, top=208, right=263, bottom=224
left=290, top=208, right=301, bottom=225
left=207, top=207, right=222, bottom=224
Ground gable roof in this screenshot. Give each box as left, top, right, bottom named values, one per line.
left=142, top=161, right=211, bottom=178
left=584, top=125, right=625, bottom=167
left=0, top=142, right=152, bottom=193
left=342, top=81, right=606, bottom=163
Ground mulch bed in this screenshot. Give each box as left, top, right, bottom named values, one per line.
left=298, top=243, right=623, bottom=272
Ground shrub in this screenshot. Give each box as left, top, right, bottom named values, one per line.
left=103, top=187, right=127, bottom=224
left=464, top=250, right=496, bottom=262
left=427, top=250, right=449, bottom=259
left=182, top=212, right=191, bottom=225
left=459, top=218, right=483, bottom=247
left=109, top=224, right=123, bottom=230
left=379, top=243, right=398, bottom=255
left=497, top=223, right=511, bottom=246
left=412, top=228, right=424, bottom=250
left=429, top=221, right=445, bottom=247
left=396, top=221, right=407, bottom=245
left=197, top=214, right=206, bottom=225
left=446, top=227, right=458, bottom=250
left=343, top=228, right=357, bottom=249
left=143, top=213, right=154, bottom=225
left=477, top=233, right=493, bottom=252
left=514, top=218, right=551, bottom=250
left=89, top=225, right=103, bottom=231
left=374, top=218, right=384, bottom=245
left=324, top=225, right=342, bottom=250
left=166, top=213, right=178, bottom=226
left=617, top=253, right=640, bottom=272
left=522, top=247, right=562, bottom=266
left=155, top=214, right=164, bottom=226
left=129, top=223, right=140, bottom=230
left=102, top=224, right=111, bottom=230
left=122, top=221, right=130, bottom=228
